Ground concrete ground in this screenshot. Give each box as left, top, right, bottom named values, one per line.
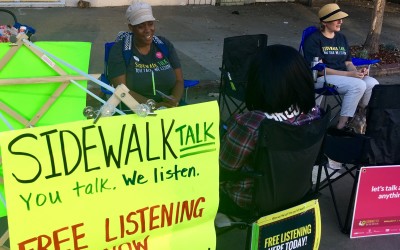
left=1, top=1, right=399, bottom=249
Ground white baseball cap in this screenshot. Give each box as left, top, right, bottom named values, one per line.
left=126, top=2, right=157, bottom=26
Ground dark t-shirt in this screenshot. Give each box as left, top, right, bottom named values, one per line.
left=303, top=31, right=352, bottom=71
left=107, top=35, right=181, bottom=102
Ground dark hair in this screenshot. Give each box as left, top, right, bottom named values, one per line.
left=245, top=44, right=315, bottom=114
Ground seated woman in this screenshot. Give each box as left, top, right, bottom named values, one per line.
left=107, top=1, right=184, bottom=111
left=219, top=44, right=322, bottom=218
left=303, top=3, right=379, bottom=132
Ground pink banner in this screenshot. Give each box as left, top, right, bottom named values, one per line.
left=351, top=165, right=400, bottom=238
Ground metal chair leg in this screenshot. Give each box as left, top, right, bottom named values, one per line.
left=323, top=164, right=344, bottom=230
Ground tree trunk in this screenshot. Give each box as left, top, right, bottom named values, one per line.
left=363, top=0, right=386, bottom=54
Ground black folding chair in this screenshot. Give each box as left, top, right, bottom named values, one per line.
left=218, top=34, right=268, bottom=122
left=316, top=84, right=400, bottom=233
left=252, top=108, right=330, bottom=216
left=216, top=108, right=330, bottom=249
left=364, top=84, right=400, bottom=165
left=315, top=127, right=370, bottom=232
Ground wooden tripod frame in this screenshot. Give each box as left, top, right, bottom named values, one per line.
left=0, top=33, right=99, bottom=129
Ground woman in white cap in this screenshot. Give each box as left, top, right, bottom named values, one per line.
left=107, top=1, right=184, bottom=109
left=303, top=3, right=379, bottom=132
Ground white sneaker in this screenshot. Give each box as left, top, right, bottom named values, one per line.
left=327, top=158, right=342, bottom=170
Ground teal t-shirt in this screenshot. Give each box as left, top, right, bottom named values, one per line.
left=108, top=35, right=181, bottom=102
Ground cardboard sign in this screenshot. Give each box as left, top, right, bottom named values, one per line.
left=251, top=200, right=321, bottom=250
left=351, top=165, right=400, bottom=238
left=0, top=101, right=220, bottom=249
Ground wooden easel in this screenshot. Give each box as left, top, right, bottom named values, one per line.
left=0, top=35, right=148, bottom=246
left=0, top=33, right=99, bottom=128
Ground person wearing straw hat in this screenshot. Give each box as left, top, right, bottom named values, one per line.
left=107, top=1, right=184, bottom=110
left=303, top=3, right=379, bottom=133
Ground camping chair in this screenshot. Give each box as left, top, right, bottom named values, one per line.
left=218, top=34, right=268, bottom=122
left=0, top=8, right=35, bottom=42
left=299, top=26, right=380, bottom=122
left=315, top=84, right=400, bottom=233
left=216, top=107, right=331, bottom=249
left=315, top=127, right=370, bottom=232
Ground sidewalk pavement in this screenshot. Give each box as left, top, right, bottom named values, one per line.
left=1, top=2, right=400, bottom=249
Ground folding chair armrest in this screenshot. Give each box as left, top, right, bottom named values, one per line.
left=352, top=57, right=380, bottom=67
left=311, top=62, right=326, bottom=72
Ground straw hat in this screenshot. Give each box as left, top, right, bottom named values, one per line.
left=318, top=3, right=349, bottom=22
left=126, top=2, right=157, bottom=26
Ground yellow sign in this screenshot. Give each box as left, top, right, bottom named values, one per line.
left=251, top=200, right=321, bottom=250
left=0, top=101, right=219, bottom=250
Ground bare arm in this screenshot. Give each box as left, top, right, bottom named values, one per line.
left=152, top=68, right=184, bottom=108
left=164, top=68, right=184, bottom=107
left=324, top=60, right=366, bottom=79
left=110, top=72, right=184, bottom=109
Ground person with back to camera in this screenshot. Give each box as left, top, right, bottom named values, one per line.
left=218, top=44, right=322, bottom=217
left=303, top=3, right=379, bottom=133
left=107, top=1, right=184, bottom=110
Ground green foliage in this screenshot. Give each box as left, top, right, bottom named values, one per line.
left=355, top=49, right=369, bottom=59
